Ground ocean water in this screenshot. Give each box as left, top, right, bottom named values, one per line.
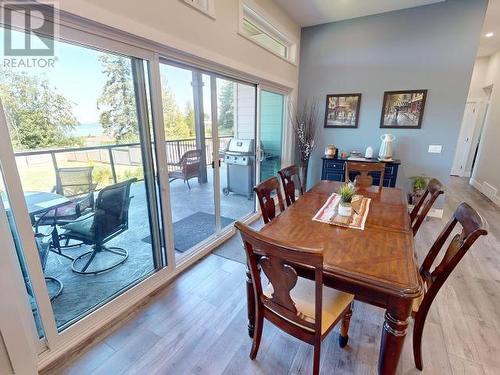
left=71, top=123, right=104, bottom=137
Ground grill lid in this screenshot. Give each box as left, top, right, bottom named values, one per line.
left=226, top=138, right=254, bottom=154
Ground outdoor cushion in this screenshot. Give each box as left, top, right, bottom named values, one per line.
left=61, top=213, right=95, bottom=236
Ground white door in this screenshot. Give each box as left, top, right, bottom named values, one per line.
left=451, top=102, right=479, bottom=176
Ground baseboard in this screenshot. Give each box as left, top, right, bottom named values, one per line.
left=469, top=178, right=500, bottom=207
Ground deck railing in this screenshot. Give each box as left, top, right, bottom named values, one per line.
left=14, top=136, right=232, bottom=185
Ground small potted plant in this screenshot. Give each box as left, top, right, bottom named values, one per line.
left=410, top=176, right=429, bottom=204
left=338, top=183, right=356, bottom=216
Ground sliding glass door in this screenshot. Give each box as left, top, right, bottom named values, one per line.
left=0, top=27, right=163, bottom=333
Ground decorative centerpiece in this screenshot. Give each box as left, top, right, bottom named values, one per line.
left=290, top=100, right=319, bottom=190
left=338, top=183, right=356, bottom=217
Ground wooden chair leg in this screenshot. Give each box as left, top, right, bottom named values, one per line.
left=250, top=309, right=263, bottom=360
left=312, top=341, right=321, bottom=375
left=413, top=312, right=425, bottom=371
left=339, top=301, right=353, bottom=348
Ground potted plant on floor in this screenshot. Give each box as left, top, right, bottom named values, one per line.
left=409, top=175, right=430, bottom=204
left=338, top=183, right=356, bottom=216
left=289, top=100, right=319, bottom=191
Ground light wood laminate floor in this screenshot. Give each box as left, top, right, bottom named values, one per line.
left=45, top=177, right=500, bottom=375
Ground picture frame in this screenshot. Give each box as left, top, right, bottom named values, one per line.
left=380, top=90, right=427, bottom=129
left=324, top=93, right=361, bottom=128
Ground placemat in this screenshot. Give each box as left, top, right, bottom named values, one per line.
left=312, top=193, right=371, bottom=230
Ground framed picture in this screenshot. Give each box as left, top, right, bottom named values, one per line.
left=380, top=90, right=427, bottom=129
left=324, top=93, right=361, bottom=128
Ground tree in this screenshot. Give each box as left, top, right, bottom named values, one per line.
left=97, top=55, right=138, bottom=143
left=161, top=77, right=190, bottom=140
left=183, top=101, right=195, bottom=137
left=0, top=69, right=79, bottom=150
left=218, top=81, right=234, bottom=136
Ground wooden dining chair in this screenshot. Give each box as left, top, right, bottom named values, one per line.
left=235, top=222, right=354, bottom=375
left=412, top=202, right=487, bottom=371
left=409, top=178, right=444, bottom=236
left=345, top=161, right=385, bottom=189
left=278, top=165, right=304, bottom=207
left=253, top=177, right=286, bottom=224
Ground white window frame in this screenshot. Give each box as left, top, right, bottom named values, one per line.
left=182, top=0, right=216, bottom=20
left=238, top=0, right=297, bottom=65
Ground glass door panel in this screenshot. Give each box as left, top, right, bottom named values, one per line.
left=0, top=28, right=162, bottom=331
left=159, top=63, right=216, bottom=261
left=260, top=90, right=284, bottom=181
left=217, top=78, right=256, bottom=225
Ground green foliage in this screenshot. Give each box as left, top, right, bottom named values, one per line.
left=161, top=77, right=191, bottom=140
left=92, top=166, right=112, bottom=187
left=122, top=167, right=144, bottom=181
left=184, top=102, right=195, bottom=137
left=339, top=183, right=355, bottom=203
left=97, top=55, right=138, bottom=144
left=218, top=81, right=234, bottom=136
left=410, top=176, right=429, bottom=192
left=0, top=69, right=80, bottom=150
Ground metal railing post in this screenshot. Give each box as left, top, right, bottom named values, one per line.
left=108, top=147, right=117, bottom=183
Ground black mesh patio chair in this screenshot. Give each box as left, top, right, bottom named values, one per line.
left=36, top=167, right=97, bottom=256
left=59, top=178, right=136, bottom=275
left=6, top=210, right=63, bottom=300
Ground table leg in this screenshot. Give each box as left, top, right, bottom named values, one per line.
left=246, top=265, right=255, bottom=338
left=378, top=297, right=412, bottom=375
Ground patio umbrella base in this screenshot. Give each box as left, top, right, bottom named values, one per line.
left=71, top=246, right=129, bottom=275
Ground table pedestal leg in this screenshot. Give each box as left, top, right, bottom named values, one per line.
left=378, top=297, right=412, bottom=375
left=246, top=265, right=255, bottom=338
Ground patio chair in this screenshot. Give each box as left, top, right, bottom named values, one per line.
left=59, top=178, right=136, bottom=275
left=168, top=149, right=202, bottom=190
left=36, top=167, right=97, bottom=256
left=6, top=210, right=63, bottom=300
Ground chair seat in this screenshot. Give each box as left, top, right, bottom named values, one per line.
left=264, top=277, right=354, bottom=334
left=61, top=213, right=94, bottom=238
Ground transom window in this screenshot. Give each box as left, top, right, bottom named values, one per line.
left=239, top=3, right=297, bottom=64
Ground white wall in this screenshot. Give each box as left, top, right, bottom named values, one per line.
left=468, top=56, right=491, bottom=99
left=471, top=50, right=500, bottom=206
left=0, top=334, right=13, bottom=375
left=58, top=0, right=300, bottom=90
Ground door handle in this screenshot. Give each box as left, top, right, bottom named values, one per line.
left=211, top=160, right=221, bottom=168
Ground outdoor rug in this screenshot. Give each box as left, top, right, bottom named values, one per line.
left=142, top=211, right=234, bottom=252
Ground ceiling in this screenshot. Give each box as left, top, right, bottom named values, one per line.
left=478, top=0, right=500, bottom=57
left=273, top=0, right=445, bottom=27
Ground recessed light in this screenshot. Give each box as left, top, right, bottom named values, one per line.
left=485, top=32, right=494, bottom=38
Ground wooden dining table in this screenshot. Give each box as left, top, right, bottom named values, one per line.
left=248, top=180, right=423, bottom=375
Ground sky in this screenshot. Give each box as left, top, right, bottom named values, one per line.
left=0, top=28, right=206, bottom=126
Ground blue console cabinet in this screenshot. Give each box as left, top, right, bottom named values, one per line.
left=321, top=157, right=400, bottom=188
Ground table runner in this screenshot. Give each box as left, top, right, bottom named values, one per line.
left=312, top=193, right=371, bottom=230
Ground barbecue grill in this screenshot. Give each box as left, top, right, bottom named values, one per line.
left=222, top=138, right=256, bottom=199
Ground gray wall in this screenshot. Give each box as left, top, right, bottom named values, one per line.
left=298, top=0, right=487, bottom=195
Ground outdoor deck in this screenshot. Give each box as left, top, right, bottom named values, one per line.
left=43, top=165, right=254, bottom=330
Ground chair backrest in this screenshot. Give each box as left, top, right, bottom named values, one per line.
left=92, top=178, right=136, bottom=241
left=409, top=178, right=444, bottom=236
left=181, top=149, right=201, bottom=174
left=253, top=177, right=285, bottom=224
left=235, top=221, right=323, bottom=335
left=345, top=161, right=385, bottom=189
left=420, top=203, right=487, bottom=300
left=278, top=165, right=304, bottom=207
left=55, top=167, right=95, bottom=198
